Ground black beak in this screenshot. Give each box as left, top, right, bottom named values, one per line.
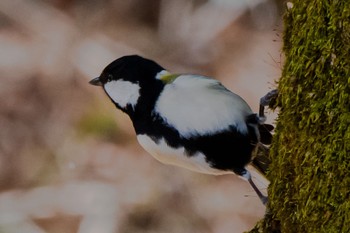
left=89, top=77, right=103, bottom=86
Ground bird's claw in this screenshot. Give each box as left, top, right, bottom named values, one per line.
left=261, top=196, right=269, bottom=206
left=260, top=89, right=278, bottom=106
left=259, top=89, right=278, bottom=118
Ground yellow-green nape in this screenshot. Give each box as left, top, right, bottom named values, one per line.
left=157, top=71, right=179, bottom=84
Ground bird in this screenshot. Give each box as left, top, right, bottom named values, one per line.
left=89, top=55, right=276, bottom=205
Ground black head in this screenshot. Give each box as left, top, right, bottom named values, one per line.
left=89, top=55, right=166, bottom=115
left=90, top=55, right=164, bottom=86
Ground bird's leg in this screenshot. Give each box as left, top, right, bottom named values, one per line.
left=247, top=176, right=268, bottom=205
left=241, top=170, right=268, bottom=205
left=259, top=89, right=278, bottom=119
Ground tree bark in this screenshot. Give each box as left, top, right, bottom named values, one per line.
left=249, top=1, right=350, bottom=232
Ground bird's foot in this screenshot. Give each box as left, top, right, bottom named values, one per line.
left=260, top=89, right=278, bottom=107
left=259, top=89, right=278, bottom=119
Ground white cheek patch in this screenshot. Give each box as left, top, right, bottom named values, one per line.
left=104, top=80, right=140, bottom=109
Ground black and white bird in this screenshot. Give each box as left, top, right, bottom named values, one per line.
left=89, top=55, right=276, bottom=205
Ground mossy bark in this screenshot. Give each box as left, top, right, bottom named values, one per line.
left=249, top=1, right=350, bottom=232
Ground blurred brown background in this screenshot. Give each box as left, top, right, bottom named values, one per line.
left=0, top=0, right=283, bottom=232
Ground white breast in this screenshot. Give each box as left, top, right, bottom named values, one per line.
left=137, top=134, right=232, bottom=175
left=154, top=75, right=253, bottom=138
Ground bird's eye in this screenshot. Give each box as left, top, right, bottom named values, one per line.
left=107, top=74, right=113, bottom=82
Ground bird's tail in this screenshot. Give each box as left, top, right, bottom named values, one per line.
left=252, top=123, right=274, bottom=175
left=259, top=123, right=274, bottom=145
left=252, top=143, right=271, bottom=176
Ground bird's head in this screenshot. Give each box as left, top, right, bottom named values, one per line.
left=89, top=55, right=166, bottom=114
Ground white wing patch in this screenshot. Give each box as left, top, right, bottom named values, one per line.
left=104, top=80, right=140, bottom=109
left=137, top=134, right=232, bottom=175
left=154, top=75, right=253, bottom=138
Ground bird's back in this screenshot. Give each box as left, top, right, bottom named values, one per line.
left=154, top=74, right=254, bottom=139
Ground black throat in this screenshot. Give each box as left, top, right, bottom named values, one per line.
left=126, top=78, right=165, bottom=133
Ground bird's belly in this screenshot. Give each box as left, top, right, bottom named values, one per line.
left=137, top=134, right=232, bottom=175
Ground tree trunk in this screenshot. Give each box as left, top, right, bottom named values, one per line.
left=249, top=1, right=350, bottom=232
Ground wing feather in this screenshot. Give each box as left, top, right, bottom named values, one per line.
left=154, top=75, right=253, bottom=138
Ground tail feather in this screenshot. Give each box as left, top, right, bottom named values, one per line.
left=253, top=123, right=274, bottom=175
left=252, top=144, right=271, bottom=175
left=259, top=123, right=274, bottom=145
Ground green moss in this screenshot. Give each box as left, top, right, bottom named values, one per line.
left=250, top=1, right=350, bottom=232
